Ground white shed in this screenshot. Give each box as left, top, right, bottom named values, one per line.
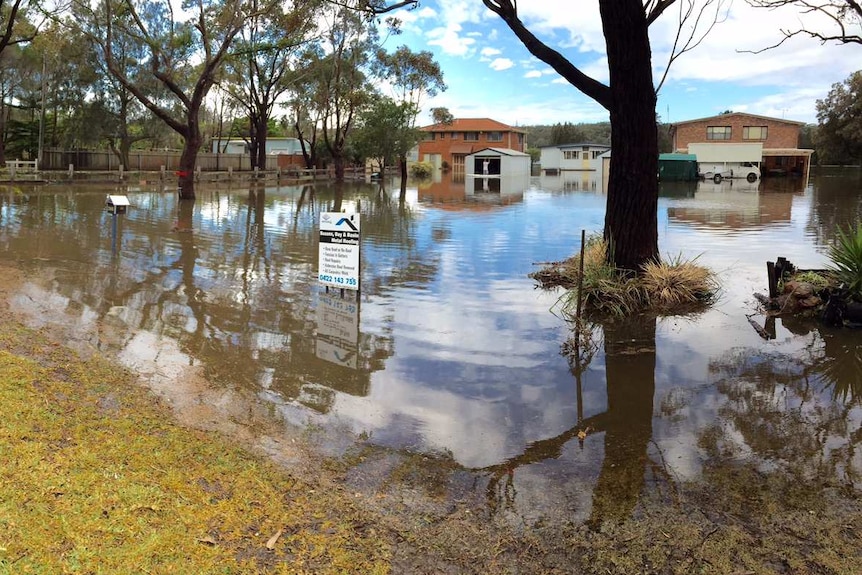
left=465, top=147, right=531, bottom=178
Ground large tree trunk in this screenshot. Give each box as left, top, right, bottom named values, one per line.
left=600, top=0, right=659, bottom=272
left=333, top=152, right=345, bottom=181
left=178, top=130, right=202, bottom=200
left=399, top=154, right=407, bottom=196
left=253, top=116, right=268, bottom=173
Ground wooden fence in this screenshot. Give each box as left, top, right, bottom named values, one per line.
left=40, top=149, right=287, bottom=172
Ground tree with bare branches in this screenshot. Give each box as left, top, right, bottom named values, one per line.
left=357, top=0, right=727, bottom=272
left=747, top=0, right=862, bottom=46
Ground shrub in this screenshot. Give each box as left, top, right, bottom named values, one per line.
left=410, top=161, right=434, bottom=178
left=827, top=224, right=862, bottom=299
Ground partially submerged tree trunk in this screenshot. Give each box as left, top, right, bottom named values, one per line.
left=333, top=154, right=345, bottom=181
left=399, top=153, right=407, bottom=196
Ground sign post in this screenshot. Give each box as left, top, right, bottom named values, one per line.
left=318, top=212, right=360, bottom=292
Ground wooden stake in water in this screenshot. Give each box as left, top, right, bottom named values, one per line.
left=574, top=229, right=586, bottom=352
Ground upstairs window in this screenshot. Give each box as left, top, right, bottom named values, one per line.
left=743, top=126, right=768, bottom=140
left=563, top=150, right=580, bottom=160
left=464, top=132, right=479, bottom=141
left=707, top=126, right=732, bottom=140
left=487, top=131, right=503, bottom=142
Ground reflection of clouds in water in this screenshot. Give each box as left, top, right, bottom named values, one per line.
left=332, top=274, right=596, bottom=467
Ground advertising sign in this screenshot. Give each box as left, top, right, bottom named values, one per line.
left=318, top=212, right=360, bottom=290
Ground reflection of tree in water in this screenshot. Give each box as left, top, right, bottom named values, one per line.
left=7, top=184, right=445, bottom=416
left=475, top=316, right=665, bottom=527
left=705, top=332, right=862, bottom=490
left=775, top=315, right=862, bottom=403
left=805, top=172, right=862, bottom=247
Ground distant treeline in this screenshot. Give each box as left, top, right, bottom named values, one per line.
left=522, top=121, right=673, bottom=154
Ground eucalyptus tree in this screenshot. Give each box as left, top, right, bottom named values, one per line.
left=373, top=45, right=445, bottom=187
left=360, top=0, right=728, bottom=272
left=815, top=71, right=862, bottom=165
left=70, top=0, right=256, bottom=199
left=221, top=0, right=320, bottom=171
left=295, top=3, right=377, bottom=181
left=0, top=0, right=37, bottom=59
left=289, top=44, right=325, bottom=170
left=352, top=94, right=417, bottom=176
left=0, top=0, right=37, bottom=162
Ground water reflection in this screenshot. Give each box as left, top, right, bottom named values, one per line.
left=475, top=316, right=659, bottom=527
left=1, top=170, right=861, bottom=529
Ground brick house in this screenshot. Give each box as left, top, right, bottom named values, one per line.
left=669, top=112, right=812, bottom=178
left=418, top=118, right=526, bottom=172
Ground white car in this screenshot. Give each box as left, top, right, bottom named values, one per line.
left=700, top=162, right=761, bottom=183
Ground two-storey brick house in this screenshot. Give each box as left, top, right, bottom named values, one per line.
left=418, top=118, right=526, bottom=172
left=670, top=112, right=813, bottom=179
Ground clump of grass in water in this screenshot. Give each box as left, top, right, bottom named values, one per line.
left=533, top=236, right=718, bottom=319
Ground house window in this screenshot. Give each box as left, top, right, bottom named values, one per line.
left=743, top=126, right=768, bottom=140
left=451, top=132, right=459, bottom=140
left=707, top=126, right=732, bottom=140
left=464, top=132, right=479, bottom=141
left=487, top=131, right=503, bottom=142
left=591, top=150, right=603, bottom=159
left=563, top=150, right=580, bottom=160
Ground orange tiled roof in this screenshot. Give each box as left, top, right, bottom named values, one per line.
left=420, top=118, right=526, bottom=133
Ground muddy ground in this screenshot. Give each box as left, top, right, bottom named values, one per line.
left=1, top=264, right=860, bottom=574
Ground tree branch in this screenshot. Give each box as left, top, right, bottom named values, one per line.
left=746, top=0, right=862, bottom=46
left=482, top=0, right=612, bottom=110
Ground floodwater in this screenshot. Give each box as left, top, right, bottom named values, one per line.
left=1, top=169, right=861, bottom=528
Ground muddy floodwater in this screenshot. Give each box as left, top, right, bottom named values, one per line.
left=1, top=169, right=861, bottom=531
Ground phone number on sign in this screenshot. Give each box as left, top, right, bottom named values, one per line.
left=318, top=274, right=358, bottom=286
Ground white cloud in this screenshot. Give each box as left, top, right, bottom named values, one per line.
left=426, top=24, right=476, bottom=57
left=490, top=58, right=514, bottom=71
left=524, top=70, right=543, bottom=79
left=481, top=47, right=502, bottom=57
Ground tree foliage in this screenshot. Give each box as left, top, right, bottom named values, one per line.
left=353, top=95, right=418, bottom=172
left=70, top=0, right=256, bottom=197
left=815, top=71, right=862, bottom=164
left=222, top=0, right=318, bottom=170
left=430, top=106, right=454, bottom=125
left=373, top=44, right=445, bottom=188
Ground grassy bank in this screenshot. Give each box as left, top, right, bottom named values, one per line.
left=0, top=320, right=390, bottom=574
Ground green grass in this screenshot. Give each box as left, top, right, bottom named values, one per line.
left=0, top=327, right=391, bottom=574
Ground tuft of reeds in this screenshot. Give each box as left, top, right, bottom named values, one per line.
left=641, top=254, right=719, bottom=309
left=533, top=236, right=718, bottom=319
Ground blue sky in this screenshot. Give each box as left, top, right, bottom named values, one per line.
left=378, top=1, right=862, bottom=127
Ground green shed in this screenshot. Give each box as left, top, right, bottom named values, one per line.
left=658, top=153, right=698, bottom=182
